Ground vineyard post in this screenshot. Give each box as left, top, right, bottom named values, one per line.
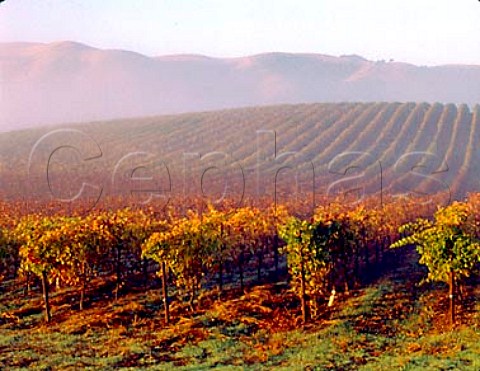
left=218, top=247, right=224, bottom=296
left=256, top=245, right=263, bottom=282
left=445, top=238, right=455, bottom=326
left=354, top=232, right=362, bottom=287
left=218, top=224, right=224, bottom=296
left=80, top=261, right=87, bottom=311
left=299, top=230, right=309, bottom=323
left=187, top=239, right=197, bottom=312
left=342, top=251, right=350, bottom=295
left=239, top=238, right=245, bottom=290
left=449, top=270, right=455, bottom=326
left=41, top=270, right=51, bottom=323
left=115, top=242, right=122, bottom=302
left=363, top=235, right=370, bottom=273
left=161, top=261, right=170, bottom=324
left=273, top=233, right=279, bottom=278
left=341, top=228, right=351, bottom=295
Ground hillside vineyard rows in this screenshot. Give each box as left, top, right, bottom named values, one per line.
left=1, top=102, right=480, bottom=203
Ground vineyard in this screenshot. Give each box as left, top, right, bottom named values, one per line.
left=1, top=101, right=480, bottom=368
left=2, top=102, right=480, bottom=203
left=1, top=194, right=480, bottom=369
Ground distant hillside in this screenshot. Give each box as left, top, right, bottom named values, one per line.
left=1, top=41, right=480, bottom=131
left=1, top=102, right=479, bottom=204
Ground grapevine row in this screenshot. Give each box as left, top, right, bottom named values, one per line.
left=0, top=194, right=479, bottom=326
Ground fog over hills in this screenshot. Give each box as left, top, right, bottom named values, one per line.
left=1, top=41, right=480, bottom=131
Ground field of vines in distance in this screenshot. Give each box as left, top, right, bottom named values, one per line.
left=1, top=102, right=480, bottom=369
left=2, top=102, right=480, bottom=203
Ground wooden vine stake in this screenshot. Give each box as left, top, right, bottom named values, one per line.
left=446, top=239, right=455, bottom=327
left=41, top=270, right=51, bottom=323
left=299, top=231, right=309, bottom=324
left=449, top=270, right=455, bottom=327
left=161, top=261, right=170, bottom=324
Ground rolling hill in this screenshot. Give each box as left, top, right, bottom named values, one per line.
left=0, top=102, right=479, bottom=204
left=1, top=41, right=480, bottom=132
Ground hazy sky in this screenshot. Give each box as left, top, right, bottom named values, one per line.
left=0, top=0, right=479, bottom=66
